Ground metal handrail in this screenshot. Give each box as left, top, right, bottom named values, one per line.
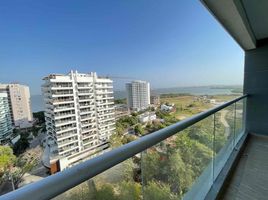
left=0, top=95, right=248, bottom=200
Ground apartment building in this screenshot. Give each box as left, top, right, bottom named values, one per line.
left=126, top=80, right=150, bottom=111
left=42, top=71, right=115, bottom=170
left=0, top=83, right=33, bottom=128
left=0, top=91, right=13, bottom=144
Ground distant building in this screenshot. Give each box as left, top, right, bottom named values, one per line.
left=0, top=92, right=13, bottom=144
left=150, top=95, right=160, bottom=105
left=0, top=83, right=33, bottom=128
left=138, top=112, right=156, bottom=123
left=210, top=99, right=216, bottom=104
left=160, top=104, right=174, bottom=112
left=126, top=80, right=150, bottom=111
left=42, top=71, right=115, bottom=171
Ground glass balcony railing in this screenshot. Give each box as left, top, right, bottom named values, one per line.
left=1, top=95, right=247, bottom=200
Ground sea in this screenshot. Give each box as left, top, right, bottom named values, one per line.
left=31, top=86, right=241, bottom=112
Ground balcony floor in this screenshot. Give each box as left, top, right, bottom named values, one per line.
left=223, top=134, right=268, bottom=200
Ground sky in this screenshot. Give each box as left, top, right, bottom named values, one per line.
left=0, top=0, right=244, bottom=95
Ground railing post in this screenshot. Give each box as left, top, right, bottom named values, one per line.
left=212, top=113, right=216, bottom=182
left=233, top=102, right=237, bottom=148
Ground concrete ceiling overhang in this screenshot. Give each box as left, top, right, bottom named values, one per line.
left=200, top=0, right=266, bottom=50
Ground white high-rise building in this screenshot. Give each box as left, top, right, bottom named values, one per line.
left=126, top=80, right=150, bottom=111
left=0, top=83, right=33, bottom=128
left=42, top=71, right=115, bottom=170
left=0, top=91, right=13, bottom=144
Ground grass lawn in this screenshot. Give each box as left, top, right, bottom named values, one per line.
left=160, top=94, right=240, bottom=120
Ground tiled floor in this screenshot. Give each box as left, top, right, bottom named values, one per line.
left=223, top=134, right=268, bottom=200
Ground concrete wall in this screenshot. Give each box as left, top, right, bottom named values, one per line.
left=244, top=43, right=268, bottom=135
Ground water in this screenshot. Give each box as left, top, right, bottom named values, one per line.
left=31, top=86, right=241, bottom=112
left=31, top=95, right=44, bottom=112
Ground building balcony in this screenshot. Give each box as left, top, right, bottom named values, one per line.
left=55, top=120, right=76, bottom=128
left=56, top=131, right=77, bottom=140
left=54, top=106, right=75, bottom=112
left=54, top=112, right=76, bottom=120
left=80, top=115, right=95, bottom=121
left=2, top=94, right=251, bottom=200
left=95, top=90, right=113, bottom=95
left=82, top=133, right=97, bottom=140
left=4, top=1, right=268, bottom=199
left=58, top=145, right=79, bottom=155
left=51, top=86, right=73, bottom=90
left=81, top=121, right=95, bottom=128
left=95, top=84, right=113, bottom=89
left=52, top=99, right=74, bottom=105
left=57, top=138, right=79, bottom=148
left=81, top=127, right=97, bottom=134
left=52, top=93, right=74, bottom=98
left=96, top=102, right=114, bottom=106
left=56, top=126, right=77, bottom=134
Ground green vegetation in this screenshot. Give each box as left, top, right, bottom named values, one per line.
left=11, top=150, right=39, bottom=187
left=33, top=111, right=45, bottom=124
left=160, top=93, right=192, bottom=98
left=134, top=124, right=145, bottom=136
left=114, top=98, right=127, bottom=104
left=13, top=137, right=29, bottom=155
left=0, top=146, right=16, bottom=183
left=59, top=112, right=230, bottom=200
left=0, top=145, right=38, bottom=187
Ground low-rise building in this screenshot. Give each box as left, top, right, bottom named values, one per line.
left=160, top=104, right=174, bottom=112
left=138, top=112, right=156, bottom=123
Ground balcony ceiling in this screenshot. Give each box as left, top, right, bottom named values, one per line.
left=201, top=0, right=268, bottom=50
left=242, top=0, right=268, bottom=40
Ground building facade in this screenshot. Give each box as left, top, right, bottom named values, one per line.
left=138, top=112, right=156, bottom=123
left=42, top=71, right=115, bottom=170
left=126, top=80, right=150, bottom=111
left=0, top=84, right=33, bottom=128
left=0, top=92, right=13, bottom=144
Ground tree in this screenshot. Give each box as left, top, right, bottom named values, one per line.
left=13, top=136, right=30, bottom=155
left=110, top=134, right=123, bottom=148
left=95, top=184, right=118, bottom=200
left=33, top=111, right=45, bottom=124
left=118, top=181, right=141, bottom=200
left=143, top=181, right=177, bottom=200
left=121, top=135, right=136, bottom=144
left=114, top=98, right=126, bottom=104
left=142, top=150, right=161, bottom=184
left=175, top=133, right=213, bottom=179
left=11, top=149, right=39, bottom=187
left=0, top=146, right=16, bottom=183
left=134, top=124, right=144, bottom=136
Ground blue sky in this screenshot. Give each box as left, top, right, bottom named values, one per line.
left=0, top=0, right=244, bottom=95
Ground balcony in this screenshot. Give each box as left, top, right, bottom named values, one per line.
left=2, top=94, right=251, bottom=200
left=3, top=1, right=268, bottom=200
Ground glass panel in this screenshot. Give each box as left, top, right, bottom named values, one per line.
left=53, top=156, right=142, bottom=200
left=49, top=99, right=246, bottom=200
left=213, top=104, right=235, bottom=180
left=234, top=98, right=246, bottom=144
left=141, top=115, right=214, bottom=200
